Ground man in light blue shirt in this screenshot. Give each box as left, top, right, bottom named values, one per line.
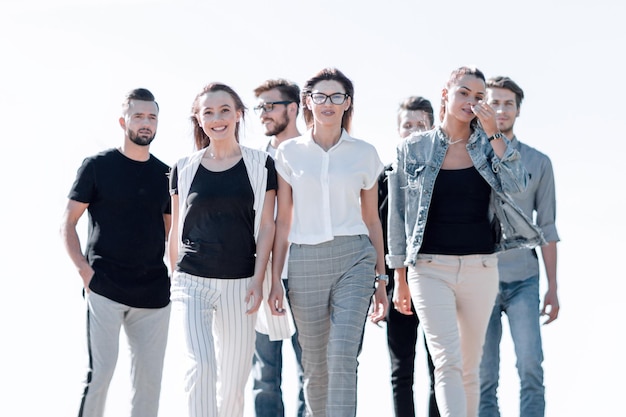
left=479, top=76, right=560, bottom=417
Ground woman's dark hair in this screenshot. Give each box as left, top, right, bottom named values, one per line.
left=301, top=67, right=354, bottom=133
left=190, top=83, right=247, bottom=150
left=439, top=66, right=486, bottom=130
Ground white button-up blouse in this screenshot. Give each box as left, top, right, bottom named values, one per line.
left=274, top=128, right=383, bottom=245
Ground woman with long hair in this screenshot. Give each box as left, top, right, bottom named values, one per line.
left=168, top=83, right=277, bottom=417
left=386, top=66, right=545, bottom=417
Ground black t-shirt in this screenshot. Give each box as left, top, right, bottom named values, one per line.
left=68, top=148, right=171, bottom=308
left=420, top=166, right=495, bottom=255
left=170, top=156, right=277, bottom=279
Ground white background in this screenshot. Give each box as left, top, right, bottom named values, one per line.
left=1, top=0, right=624, bottom=416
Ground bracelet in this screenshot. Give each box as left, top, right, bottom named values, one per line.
left=375, top=274, right=389, bottom=284
left=488, top=132, right=503, bottom=142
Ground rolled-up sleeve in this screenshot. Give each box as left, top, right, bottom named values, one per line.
left=535, top=157, right=560, bottom=243
left=492, top=140, right=528, bottom=194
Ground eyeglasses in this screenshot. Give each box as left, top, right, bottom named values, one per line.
left=309, top=92, right=349, bottom=105
left=253, top=101, right=293, bottom=115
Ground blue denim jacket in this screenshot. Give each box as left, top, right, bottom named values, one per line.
left=386, top=126, right=546, bottom=268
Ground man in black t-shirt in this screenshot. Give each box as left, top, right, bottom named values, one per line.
left=60, top=88, right=171, bottom=417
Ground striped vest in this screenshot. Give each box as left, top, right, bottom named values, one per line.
left=174, top=145, right=295, bottom=340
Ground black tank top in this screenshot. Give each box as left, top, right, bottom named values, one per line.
left=420, top=166, right=495, bottom=255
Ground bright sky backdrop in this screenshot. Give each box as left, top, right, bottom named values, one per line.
left=1, top=0, right=624, bottom=416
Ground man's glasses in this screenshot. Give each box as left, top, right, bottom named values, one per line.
left=254, top=101, right=294, bottom=115
left=309, top=92, right=349, bottom=105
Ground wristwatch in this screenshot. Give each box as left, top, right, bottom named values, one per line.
left=375, top=274, right=389, bottom=285
left=488, top=132, right=503, bottom=142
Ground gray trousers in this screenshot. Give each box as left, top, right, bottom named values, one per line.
left=79, top=291, right=171, bottom=417
left=288, top=235, right=377, bottom=417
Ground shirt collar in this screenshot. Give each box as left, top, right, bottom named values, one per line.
left=304, top=128, right=354, bottom=147
left=509, top=135, right=521, bottom=149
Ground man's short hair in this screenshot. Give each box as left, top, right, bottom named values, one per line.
left=254, top=79, right=300, bottom=111
left=122, top=88, right=159, bottom=112
left=486, top=76, right=524, bottom=108
left=398, top=96, right=434, bottom=126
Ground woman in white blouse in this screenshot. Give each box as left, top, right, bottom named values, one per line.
left=269, top=67, right=388, bottom=417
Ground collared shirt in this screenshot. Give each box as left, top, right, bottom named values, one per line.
left=498, top=136, right=560, bottom=283
left=274, top=128, right=383, bottom=245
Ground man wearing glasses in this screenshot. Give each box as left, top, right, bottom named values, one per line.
left=251, top=79, right=304, bottom=417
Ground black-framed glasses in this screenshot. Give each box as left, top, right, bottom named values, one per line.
left=253, top=101, right=293, bottom=115
left=309, top=92, right=349, bottom=105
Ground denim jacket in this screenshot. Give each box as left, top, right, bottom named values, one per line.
left=386, top=126, right=546, bottom=268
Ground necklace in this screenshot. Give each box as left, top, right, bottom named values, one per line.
left=442, top=131, right=467, bottom=145
left=447, top=138, right=465, bottom=145
left=440, top=126, right=469, bottom=146
left=203, top=147, right=241, bottom=161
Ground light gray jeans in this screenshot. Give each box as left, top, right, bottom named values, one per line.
left=408, top=253, right=499, bottom=417
left=80, top=291, right=170, bottom=417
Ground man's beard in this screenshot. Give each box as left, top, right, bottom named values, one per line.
left=265, top=110, right=289, bottom=136
left=128, top=128, right=156, bottom=146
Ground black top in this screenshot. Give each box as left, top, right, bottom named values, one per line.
left=378, top=164, right=393, bottom=276
left=420, top=166, right=495, bottom=255
left=170, top=157, right=277, bottom=279
left=68, top=148, right=171, bottom=308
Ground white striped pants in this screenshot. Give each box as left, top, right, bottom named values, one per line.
left=171, top=272, right=257, bottom=417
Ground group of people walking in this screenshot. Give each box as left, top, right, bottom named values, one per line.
left=60, top=65, right=560, bottom=417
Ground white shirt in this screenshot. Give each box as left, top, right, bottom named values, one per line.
left=274, top=129, right=383, bottom=245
